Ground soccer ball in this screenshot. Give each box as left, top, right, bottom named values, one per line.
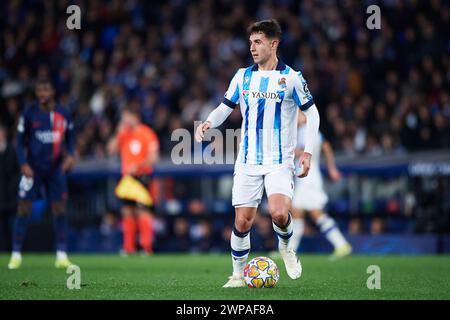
left=244, top=256, right=280, bottom=288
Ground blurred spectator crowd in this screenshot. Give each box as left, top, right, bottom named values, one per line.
left=0, top=0, right=449, bottom=252
left=1, top=0, right=449, bottom=159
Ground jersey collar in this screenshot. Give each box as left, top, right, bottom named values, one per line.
left=251, top=59, right=286, bottom=72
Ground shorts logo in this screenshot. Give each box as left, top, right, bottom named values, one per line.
left=19, top=176, right=34, bottom=197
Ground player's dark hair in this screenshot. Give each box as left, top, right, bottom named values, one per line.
left=122, top=105, right=141, bottom=118
left=247, top=19, right=282, bottom=40
left=34, top=77, right=53, bottom=88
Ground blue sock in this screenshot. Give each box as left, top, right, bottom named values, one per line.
left=12, top=215, right=30, bottom=253
left=53, top=215, right=68, bottom=252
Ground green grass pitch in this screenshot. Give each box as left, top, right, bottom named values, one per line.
left=0, top=254, right=449, bottom=300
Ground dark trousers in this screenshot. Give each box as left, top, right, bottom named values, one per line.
left=0, top=210, right=13, bottom=252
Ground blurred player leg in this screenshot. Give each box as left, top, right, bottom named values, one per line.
left=310, top=210, right=352, bottom=259
left=265, top=167, right=302, bottom=279
left=52, top=201, right=73, bottom=268
left=9, top=174, right=41, bottom=269
left=49, top=171, right=73, bottom=268
left=288, top=207, right=305, bottom=252
left=269, top=195, right=293, bottom=251
left=223, top=207, right=256, bottom=288
left=224, top=170, right=263, bottom=287
left=136, top=208, right=153, bottom=255
left=8, top=200, right=32, bottom=269
left=122, top=205, right=137, bottom=254
left=268, top=193, right=302, bottom=279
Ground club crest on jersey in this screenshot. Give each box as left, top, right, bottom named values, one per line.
left=278, top=77, right=287, bottom=89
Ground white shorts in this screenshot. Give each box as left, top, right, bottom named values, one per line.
left=232, top=164, right=295, bottom=208
left=292, top=174, right=328, bottom=211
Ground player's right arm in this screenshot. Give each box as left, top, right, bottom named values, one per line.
left=292, top=71, right=320, bottom=178
left=62, top=110, right=76, bottom=173
left=16, top=109, right=33, bottom=177
left=195, top=69, right=242, bottom=143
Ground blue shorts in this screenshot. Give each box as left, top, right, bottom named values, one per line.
left=18, top=169, right=68, bottom=202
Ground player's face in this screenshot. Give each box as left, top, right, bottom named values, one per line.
left=121, top=111, right=139, bottom=129
left=35, top=83, right=54, bottom=105
left=249, top=32, right=278, bottom=65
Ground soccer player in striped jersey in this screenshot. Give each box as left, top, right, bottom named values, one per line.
left=290, top=111, right=352, bottom=260
left=195, top=19, right=320, bottom=287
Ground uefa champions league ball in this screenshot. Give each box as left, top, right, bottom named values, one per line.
left=244, top=257, right=280, bottom=288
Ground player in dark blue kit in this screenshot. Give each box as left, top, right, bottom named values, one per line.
left=8, top=79, right=75, bottom=269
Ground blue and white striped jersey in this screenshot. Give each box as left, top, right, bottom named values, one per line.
left=223, top=60, right=314, bottom=167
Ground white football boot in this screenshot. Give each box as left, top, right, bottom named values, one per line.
left=279, top=248, right=302, bottom=279
left=223, top=273, right=246, bottom=288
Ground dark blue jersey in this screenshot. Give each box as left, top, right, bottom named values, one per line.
left=16, top=102, right=75, bottom=173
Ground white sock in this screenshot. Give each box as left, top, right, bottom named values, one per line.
left=316, top=214, right=348, bottom=249
left=272, top=213, right=293, bottom=251
left=230, top=228, right=250, bottom=276
left=12, top=251, right=22, bottom=259
left=56, top=250, right=67, bottom=260
left=288, top=218, right=305, bottom=252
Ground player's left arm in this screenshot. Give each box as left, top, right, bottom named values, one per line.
left=292, top=71, right=320, bottom=178
left=16, top=109, right=34, bottom=177
left=62, top=112, right=76, bottom=173
left=322, top=140, right=342, bottom=182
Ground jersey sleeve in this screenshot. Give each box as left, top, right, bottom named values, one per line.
left=297, top=127, right=323, bottom=150
left=292, top=71, right=315, bottom=111
left=222, top=69, right=242, bottom=109
left=64, top=111, right=75, bottom=156
left=318, top=131, right=324, bottom=145
left=296, top=126, right=306, bottom=149
left=15, top=108, right=30, bottom=166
